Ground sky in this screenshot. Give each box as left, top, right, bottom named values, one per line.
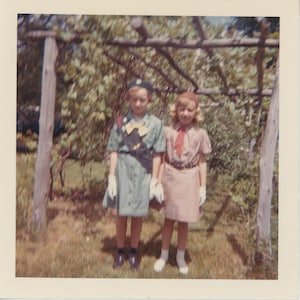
left=205, top=16, right=233, bottom=25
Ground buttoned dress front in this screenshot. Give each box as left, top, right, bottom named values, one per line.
left=102, top=111, right=165, bottom=217
left=162, top=123, right=212, bottom=223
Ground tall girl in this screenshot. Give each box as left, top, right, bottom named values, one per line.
left=103, top=78, right=165, bottom=271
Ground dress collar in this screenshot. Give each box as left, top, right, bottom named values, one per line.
left=174, top=122, right=194, bottom=131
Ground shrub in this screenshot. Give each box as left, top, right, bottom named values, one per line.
left=16, top=154, right=36, bottom=233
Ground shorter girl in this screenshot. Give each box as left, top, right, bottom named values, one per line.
left=154, top=91, right=211, bottom=274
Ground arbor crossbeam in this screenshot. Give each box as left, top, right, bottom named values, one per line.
left=107, top=37, right=279, bottom=49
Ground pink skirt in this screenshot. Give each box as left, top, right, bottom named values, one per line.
left=161, top=163, right=201, bottom=223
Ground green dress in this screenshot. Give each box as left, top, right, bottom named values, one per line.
left=102, top=111, right=165, bottom=217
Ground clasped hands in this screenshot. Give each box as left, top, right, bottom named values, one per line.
left=150, top=178, right=164, bottom=204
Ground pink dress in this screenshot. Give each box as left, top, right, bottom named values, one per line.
left=162, top=123, right=212, bottom=222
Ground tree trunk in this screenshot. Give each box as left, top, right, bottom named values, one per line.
left=32, top=37, right=58, bottom=235
left=255, top=58, right=279, bottom=264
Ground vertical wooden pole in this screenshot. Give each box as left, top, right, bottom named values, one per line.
left=32, top=36, right=58, bottom=234
left=255, top=58, right=279, bottom=264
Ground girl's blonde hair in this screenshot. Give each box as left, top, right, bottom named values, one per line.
left=170, top=91, right=203, bottom=124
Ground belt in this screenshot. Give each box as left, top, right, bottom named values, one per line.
left=165, top=157, right=198, bottom=170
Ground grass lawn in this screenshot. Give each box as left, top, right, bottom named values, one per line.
left=16, top=154, right=278, bottom=279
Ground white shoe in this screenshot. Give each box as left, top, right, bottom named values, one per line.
left=154, top=258, right=166, bottom=272
left=179, top=265, right=188, bottom=274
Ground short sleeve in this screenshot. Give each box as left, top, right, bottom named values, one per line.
left=106, top=122, right=119, bottom=152
left=199, top=129, right=212, bottom=154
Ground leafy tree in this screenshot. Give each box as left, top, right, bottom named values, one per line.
left=17, top=15, right=279, bottom=268
left=17, top=14, right=278, bottom=174
left=17, top=14, right=76, bottom=107
left=232, top=17, right=279, bottom=37
left=17, top=14, right=278, bottom=192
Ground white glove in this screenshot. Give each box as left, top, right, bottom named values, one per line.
left=108, top=175, right=117, bottom=199
left=199, top=186, right=206, bottom=206
left=149, top=177, right=157, bottom=199
left=154, top=183, right=164, bottom=204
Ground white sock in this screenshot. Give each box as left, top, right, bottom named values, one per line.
left=176, top=250, right=188, bottom=274
left=154, top=249, right=169, bottom=272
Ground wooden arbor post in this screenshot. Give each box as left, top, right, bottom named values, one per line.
left=255, top=58, right=279, bottom=264
left=31, top=32, right=58, bottom=234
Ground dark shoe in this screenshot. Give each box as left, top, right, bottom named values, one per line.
left=129, top=254, right=139, bottom=271
left=113, top=254, right=125, bottom=269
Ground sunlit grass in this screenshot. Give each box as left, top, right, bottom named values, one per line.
left=16, top=154, right=278, bottom=279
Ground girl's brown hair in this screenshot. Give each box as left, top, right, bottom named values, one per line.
left=170, top=91, right=203, bottom=124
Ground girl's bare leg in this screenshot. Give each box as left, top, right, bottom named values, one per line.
left=113, top=215, right=128, bottom=269
left=161, top=218, right=175, bottom=249
left=116, top=215, right=127, bottom=248
left=130, top=216, right=143, bottom=249
left=129, top=216, right=143, bottom=270
left=176, top=221, right=189, bottom=274
left=154, top=218, right=175, bottom=272
left=177, top=221, right=188, bottom=251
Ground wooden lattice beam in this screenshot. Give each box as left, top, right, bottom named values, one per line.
left=104, top=51, right=272, bottom=97
left=126, top=49, right=181, bottom=89
left=130, top=17, right=199, bottom=90
left=29, top=27, right=278, bottom=98
left=28, top=30, right=279, bottom=49
left=256, top=19, right=271, bottom=98
left=107, top=36, right=279, bottom=49
left=168, top=87, right=273, bottom=97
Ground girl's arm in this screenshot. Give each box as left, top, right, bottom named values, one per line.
left=157, top=154, right=165, bottom=184
left=152, top=153, right=163, bottom=180
left=107, top=151, right=118, bottom=199
left=198, top=152, right=207, bottom=187
left=150, top=153, right=165, bottom=203
left=109, top=151, right=118, bottom=176
left=149, top=153, right=163, bottom=200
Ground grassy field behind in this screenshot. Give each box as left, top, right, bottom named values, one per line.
left=16, top=154, right=278, bottom=279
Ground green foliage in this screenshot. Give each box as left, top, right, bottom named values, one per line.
left=17, top=154, right=108, bottom=235
left=16, top=16, right=279, bottom=276
left=17, top=16, right=278, bottom=242
left=16, top=154, right=36, bottom=232
left=52, top=16, right=132, bottom=162
left=232, top=17, right=279, bottom=37
left=230, top=161, right=259, bottom=218
left=17, top=39, right=43, bottom=106
left=203, top=102, right=249, bottom=174
left=17, top=15, right=278, bottom=167
left=203, top=98, right=276, bottom=258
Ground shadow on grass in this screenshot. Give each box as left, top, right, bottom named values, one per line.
left=226, top=233, right=248, bottom=265
left=206, top=195, right=230, bottom=237
left=100, top=229, right=163, bottom=264
left=100, top=226, right=192, bottom=268
left=49, top=189, right=113, bottom=222
left=141, top=226, right=192, bottom=266
left=47, top=207, right=59, bottom=223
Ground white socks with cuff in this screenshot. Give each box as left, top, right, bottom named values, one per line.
left=154, top=249, right=169, bottom=272
left=176, top=250, right=188, bottom=274
left=154, top=249, right=188, bottom=274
